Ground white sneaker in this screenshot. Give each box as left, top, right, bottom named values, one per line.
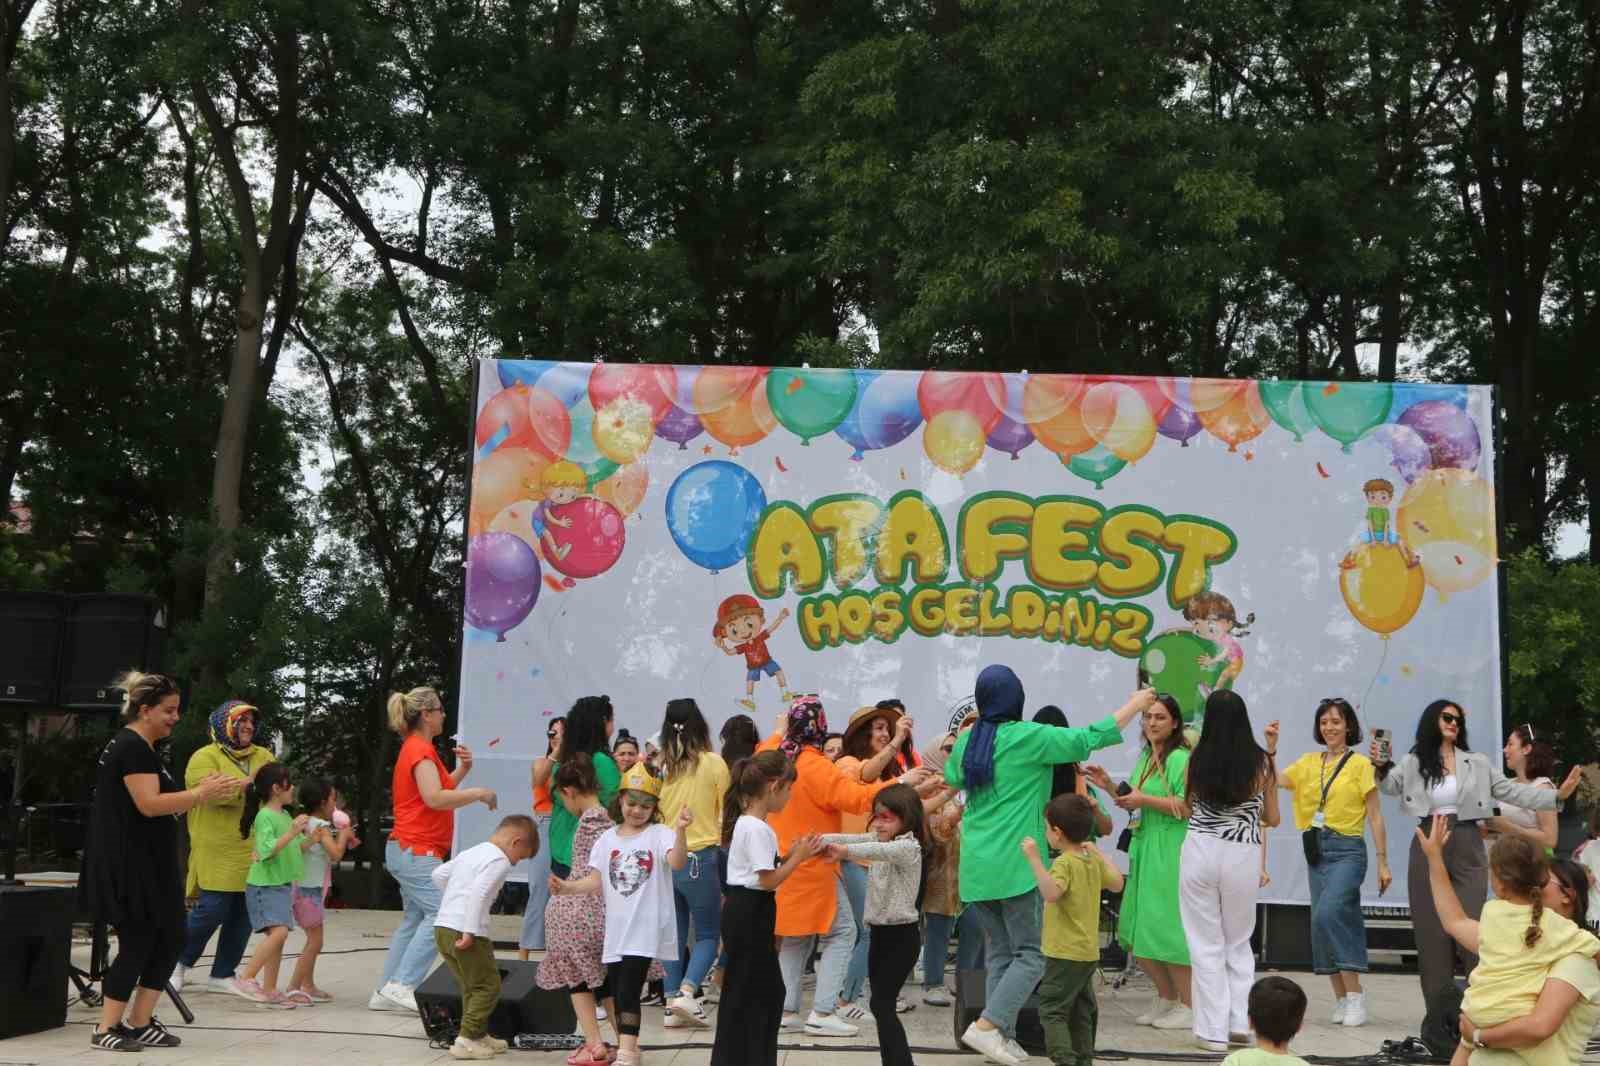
left=1003, top=1036, right=1031, bottom=1062
left=667, top=993, right=709, bottom=1028
left=1195, top=1036, right=1228, bottom=1052
left=595, top=1004, right=607, bottom=1021
left=1342, top=992, right=1367, bottom=1027
left=1134, top=997, right=1174, bottom=1025
left=207, top=976, right=234, bottom=995
left=959, top=1021, right=1024, bottom=1066
left=780, top=1012, right=803, bottom=1031
left=1330, top=994, right=1348, bottom=1024
left=922, top=987, right=954, bottom=1006
left=1150, top=1003, right=1193, bottom=1030
left=379, top=981, right=418, bottom=1012
left=171, top=964, right=189, bottom=993
left=449, top=1035, right=495, bottom=1060
left=480, top=1034, right=509, bottom=1053
left=663, top=1011, right=685, bottom=1028
left=804, top=1011, right=860, bottom=1037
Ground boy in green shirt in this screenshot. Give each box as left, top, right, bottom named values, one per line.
left=1020, top=793, right=1124, bottom=1066
left=1223, top=977, right=1310, bottom=1066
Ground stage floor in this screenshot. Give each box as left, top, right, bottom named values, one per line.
left=4, top=909, right=1463, bottom=1063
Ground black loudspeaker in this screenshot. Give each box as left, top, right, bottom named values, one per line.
left=58, top=595, right=167, bottom=710
left=0, top=885, right=72, bottom=1037
left=1257, top=903, right=1312, bottom=968
left=415, top=958, right=577, bottom=1040
left=0, top=592, right=68, bottom=705
left=954, top=968, right=1045, bottom=1054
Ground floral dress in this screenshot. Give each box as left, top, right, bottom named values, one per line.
left=537, top=805, right=614, bottom=990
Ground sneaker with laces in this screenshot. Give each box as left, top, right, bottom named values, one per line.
left=450, top=1035, right=496, bottom=1060
left=959, top=1021, right=1023, bottom=1066
left=1342, top=992, right=1367, bottom=1027
left=1329, top=994, right=1348, bottom=1024
left=1150, top=1003, right=1193, bottom=1030
left=895, top=996, right=915, bottom=1013
left=89, top=1026, right=139, bottom=1052
left=804, top=1010, right=860, bottom=1037
left=780, top=1012, right=803, bottom=1031
left=480, top=1034, right=509, bottom=1053
left=922, top=987, right=954, bottom=1006
left=1134, top=997, right=1174, bottom=1025
left=206, top=976, right=235, bottom=995
left=223, top=977, right=271, bottom=1004
left=1002, top=1036, right=1031, bottom=1062
left=667, top=993, right=709, bottom=1028
left=1195, top=1036, right=1228, bottom=1052
left=380, top=981, right=418, bottom=1012
left=124, top=1017, right=182, bottom=1048
left=662, top=1011, right=684, bottom=1028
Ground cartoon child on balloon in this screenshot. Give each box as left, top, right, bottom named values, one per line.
left=712, top=594, right=795, bottom=711
left=1339, top=477, right=1419, bottom=570
left=1185, top=591, right=1254, bottom=693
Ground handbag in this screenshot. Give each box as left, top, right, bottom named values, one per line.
left=1302, top=751, right=1353, bottom=866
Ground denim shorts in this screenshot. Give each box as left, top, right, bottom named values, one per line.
left=292, top=886, right=326, bottom=929
left=245, top=884, right=296, bottom=932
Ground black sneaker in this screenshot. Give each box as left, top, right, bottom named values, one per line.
left=124, top=1017, right=182, bottom=1048
left=89, top=1027, right=138, bottom=1052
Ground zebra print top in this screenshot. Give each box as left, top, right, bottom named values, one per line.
left=1188, top=791, right=1265, bottom=845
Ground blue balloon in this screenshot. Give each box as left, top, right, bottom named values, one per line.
left=835, top=370, right=924, bottom=460
left=497, top=359, right=591, bottom=408
left=1388, top=382, right=1468, bottom=421
left=564, top=397, right=603, bottom=465
left=665, top=461, right=767, bottom=573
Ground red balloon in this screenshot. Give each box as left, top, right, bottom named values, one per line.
left=917, top=371, right=1005, bottom=433
left=475, top=385, right=569, bottom=460
left=523, top=386, right=571, bottom=459
left=545, top=497, right=627, bottom=579
left=1085, top=375, right=1171, bottom=424
left=589, top=363, right=677, bottom=425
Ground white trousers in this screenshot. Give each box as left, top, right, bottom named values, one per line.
left=1178, top=832, right=1259, bottom=1043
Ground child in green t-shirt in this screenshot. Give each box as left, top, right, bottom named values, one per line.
left=1222, top=976, right=1311, bottom=1066
left=1020, top=793, right=1125, bottom=1066
left=226, top=764, right=308, bottom=1008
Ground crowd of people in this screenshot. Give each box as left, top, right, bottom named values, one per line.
left=80, top=667, right=1600, bottom=1065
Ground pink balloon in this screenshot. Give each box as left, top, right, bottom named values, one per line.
left=545, top=498, right=626, bottom=579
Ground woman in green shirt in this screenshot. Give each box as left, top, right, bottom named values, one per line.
left=545, top=696, right=620, bottom=876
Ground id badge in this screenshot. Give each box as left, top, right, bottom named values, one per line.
left=1127, top=809, right=1142, bottom=830
left=1311, top=811, right=1327, bottom=829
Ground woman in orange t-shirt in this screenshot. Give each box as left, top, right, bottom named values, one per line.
left=519, top=716, right=564, bottom=957
left=369, top=686, right=498, bottom=1013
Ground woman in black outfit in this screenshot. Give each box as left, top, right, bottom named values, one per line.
left=83, top=672, right=238, bottom=1051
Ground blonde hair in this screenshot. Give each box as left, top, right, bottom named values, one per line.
left=387, top=687, right=442, bottom=735
left=113, top=670, right=180, bottom=724
left=541, top=461, right=585, bottom=492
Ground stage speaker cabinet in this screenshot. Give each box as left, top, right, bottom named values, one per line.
left=954, top=968, right=1045, bottom=1054
left=0, top=884, right=72, bottom=1037
left=1258, top=902, right=1314, bottom=969
left=415, top=958, right=576, bottom=1041
left=58, top=594, right=167, bottom=711
left=0, top=591, right=67, bottom=705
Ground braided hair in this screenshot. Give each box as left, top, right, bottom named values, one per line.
left=1489, top=834, right=1550, bottom=947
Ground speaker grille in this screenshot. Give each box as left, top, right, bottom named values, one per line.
left=0, top=593, right=67, bottom=705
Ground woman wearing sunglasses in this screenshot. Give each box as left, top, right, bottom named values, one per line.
left=1374, top=701, right=1582, bottom=1010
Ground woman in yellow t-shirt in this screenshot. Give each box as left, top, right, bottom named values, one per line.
left=1278, top=698, right=1391, bottom=1028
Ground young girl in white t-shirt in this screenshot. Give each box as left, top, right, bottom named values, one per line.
left=711, top=751, right=821, bottom=1066
left=553, top=764, right=690, bottom=1066
left=286, top=779, right=357, bottom=1004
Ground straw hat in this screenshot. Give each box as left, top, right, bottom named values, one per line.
left=842, top=703, right=903, bottom=753
left=620, top=763, right=661, bottom=798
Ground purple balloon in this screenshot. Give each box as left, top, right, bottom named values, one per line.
left=1158, top=403, right=1202, bottom=447
left=656, top=403, right=704, bottom=450
left=986, top=414, right=1034, bottom=459
left=1398, top=400, right=1481, bottom=472
left=465, top=532, right=541, bottom=641
left=1365, top=423, right=1432, bottom=483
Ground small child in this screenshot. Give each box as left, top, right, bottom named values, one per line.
left=286, top=778, right=358, bottom=1004
left=1020, top=793, right=1125, bottom=1066
left=820, top=783, right=928, bottom=1066
left=227, top=764, right=307, bottom=1007
left=1222, top=977, right=1310, bottom=1066
left=430, top=814, right=538, bottom=1061
left=712, top=752, right=819, bottom=1066
left=554, top=764, right=689, bottom=1066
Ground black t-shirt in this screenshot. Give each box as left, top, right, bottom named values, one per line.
left=83, top=728, right=184, bottom=929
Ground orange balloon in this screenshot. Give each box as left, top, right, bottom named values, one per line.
left=1082, top=381, right=1158, bottom=462
left=487, top=499, right=543, bottom=553
left=595, top=464, right=650, bottom=516
left=1198, top=382, right=1271, bottom=452
left=1159, top=377, right=1244, bottom=413
left=1016, top=374, right=1088, bottom=424
left=702, top=371, right=776, bottom=448
left=1339, top=542, right=1426, bottom=636
left=690, top=365, right=765, bottom=415
left=1033, top=394, right=1096, bottom=458
left=475, top=385, right=571, bottom=460
left=923, top=410, right=986, bottom=475
left=469, top=447, right=552, bottom=536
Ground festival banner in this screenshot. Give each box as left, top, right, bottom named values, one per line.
left=456, top=361, right=1500, bottom=906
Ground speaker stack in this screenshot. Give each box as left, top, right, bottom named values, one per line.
left=415, top=959, right=577, bottom=1041
left=0, top=592, right=168, bottom=711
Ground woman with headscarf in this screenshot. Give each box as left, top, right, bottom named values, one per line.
left=172, top=699, right=276, bottom=994
left=944, top=666, right=1154, bottom=1066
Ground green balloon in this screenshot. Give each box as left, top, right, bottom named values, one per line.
left=582, top=456, right=618, bottom=489
left=1304, top=381, right=1393, bottom=452
left=1139, top=629, right=1227, bottom=725
left=1065, top=444, right=1126, bottom=490
left=766, top=368, right=858, bottom=444
left=1259, top=380, right=1317, bottom=442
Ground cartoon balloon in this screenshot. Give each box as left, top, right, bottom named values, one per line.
left=986, top=414, right=1034, bottom=459
left=582, top=457, right=619, bottom=490
left=465, top=532, right=541, bottom=641
left=983, top=373, right=1079, bottom=425
left=565, top=397, right=604, bottom=465
left=1398, top=469, right=1496, bottom=602
left=589, top=363, right=677, bottom=424
left=545, top=497, right=627, bottom=579
left=1361, top=423, right=1432, bottom=484
left=1032, top=393, right=1096, bottom=458
left=1157, top=402, right=1202, bottom=446
left=594, top=464, right=649, bottom=516
left=665, top=460, right=767, bottom=572
left=593, top=396, right=656, bottom=464
left=918, top=371, right=1004, bottom=433
left=1258, top=380, right=1317, bottom=443
left=1339, top=543, right=1425, bottom=636
left=655, top=403, right=704, bottom=450
left=1139, top=629, right=1227, bottom=723
left=701, top=372, right=776, bottom=449
left=1389, top=382, right=1469, bottom=418
left=1198, top=381, right=1272, bottom=452
left=1082, top=381, right=1158, bottom=462
left=690, top=365, right=765, bottom=415
left=836, top=369, right=923, bottom=459
left=497, top=360, right=591, bottom=408
left=469, top=446, right=552, bottom=536
left=486, top=500, right=542, bottom=554
left=922, top=410, right=986, bottom=475
left=1304, top=381, right=1393, bottom=452
left=1398, top=400, right=1482, bottom=473
left=766, top=367, right=858, bottom=444
left=474, top=385, right=571, bottom=460
left=1159, top=377, right=1243, bottom=413
left=1066, top=443, right=1127, bottom=489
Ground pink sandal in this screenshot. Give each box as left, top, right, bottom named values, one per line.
left=282, top=989, right=315, bottom=1007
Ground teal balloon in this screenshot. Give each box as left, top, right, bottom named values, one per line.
left=1259, top=381, right=1317, bottom=442
left=565, top=397, right=603, bottom=465
left=1305, top=381, right=1393, bottom=452
left=1066, top=444, right=1126, bottom=490
left=582, top=456, right=618, bottom=489
left=766, top=368, right=858, bottom=444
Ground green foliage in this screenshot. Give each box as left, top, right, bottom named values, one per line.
left=1505, top=552, right=1600, bottom=765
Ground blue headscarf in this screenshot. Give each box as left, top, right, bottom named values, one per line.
left=961, top=665, right=1025, bottom=791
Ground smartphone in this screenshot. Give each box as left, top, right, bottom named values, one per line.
left=1116, top=781, right=1134, bottom=797
left=1374, top=728, right=1392, bottom=765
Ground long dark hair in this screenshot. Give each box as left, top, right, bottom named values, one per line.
left=1508, top=724, right=1556, bottom=781
left=1412, top=699, right=1469, bottom=787
left=721, top=751, right=794, bottom=847
left=661, top=698, right=713, bottom=779
left=1186, top=690, right=1270, bottom=809
left=564, top=696, right=614, bottom=762
left=720, top=715, right=759, bottom=766
left=546, top=715, right=565, bottom=756
left=872, top=782, right=929, bottom=907
left=239, top=763, right=292, bottom=839
left=1549, top=858, right=1592, bottom=930
left=1033, top=705, right=1078, bottom=797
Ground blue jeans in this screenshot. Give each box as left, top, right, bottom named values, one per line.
left=178, top=889, right=252, bottom=979
left=663, top=846, right=723, bottom=994
left=380, top=840, right=444, bottom=990
left=1308, top=830, right=1369, bottom=974
left=922, top=908, right=985, bottom=990
left=779, top=879, right=856, bottom=1015
left=518, top=815, right=554, bottom=950
left=971, top=892, right=1044, bottom=1039
left=839, top=861, right=869, bottom=1002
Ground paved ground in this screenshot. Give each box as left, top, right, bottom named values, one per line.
left=4, top=910, right=1437, bottom=1064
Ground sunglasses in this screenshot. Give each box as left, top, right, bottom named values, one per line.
left=1440, top=712, right=1463, bottom=726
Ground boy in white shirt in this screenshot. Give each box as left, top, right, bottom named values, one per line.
left=431, top=815, right=537, bottom=1061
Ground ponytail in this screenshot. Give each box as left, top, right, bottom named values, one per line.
left=240, top=763, right=291, bottom=839
left=1488, top=833, right=1549, bottom=948
left=721, top=751, right=794, bottom=847
left=1528, top=892, right=1546, bottom=948
left=387, top=687, right=441, bottom=736
left=113, top=670, right=180, bottom=724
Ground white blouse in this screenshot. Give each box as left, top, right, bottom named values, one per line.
left=1428, top=774, right=1459, bottom=815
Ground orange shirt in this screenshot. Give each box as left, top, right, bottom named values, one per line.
left=532, top=777, right=553, bottom=816
left=767, top=747, right=888, bottom=936
left=391, top=734, right=454, bottom=855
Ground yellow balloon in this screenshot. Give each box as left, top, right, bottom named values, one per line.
left=1082, top=381, right=1157, bottom=462
left=469, top=446, right=551, bottom=536
left=923, top=409, right=986, bottom=475
left=1339, top=543, right=1425, bottom=636
left=487, top=499, right=544, bottom=553
left=593, top=396, right=656, bottom=464
left=1398, top=469, right=1497, bottom=602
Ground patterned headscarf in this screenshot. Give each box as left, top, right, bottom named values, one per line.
left=780, top=694, right=829, bottom=758
left=209, top=700, right=258, bottom=754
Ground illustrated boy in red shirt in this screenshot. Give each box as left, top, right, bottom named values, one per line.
left=712, top=594, right=794, bottom=710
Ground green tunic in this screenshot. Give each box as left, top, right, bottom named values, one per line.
left=1117, top=746, right=1190, bottom=965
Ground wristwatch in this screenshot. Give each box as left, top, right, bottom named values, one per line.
left=1472, top=1029, right=1488, bottom=1048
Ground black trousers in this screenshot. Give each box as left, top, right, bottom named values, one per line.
left=104, top=921, right=182, bottom=1003
left=868, top=921, right=921, bottom=1066
left=711, top=887, right=783, bottom=1066
left=608, top=955, right=652, bottom=1037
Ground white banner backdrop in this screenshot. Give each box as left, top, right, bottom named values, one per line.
left=455, top=362, right=1502, bottom=904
